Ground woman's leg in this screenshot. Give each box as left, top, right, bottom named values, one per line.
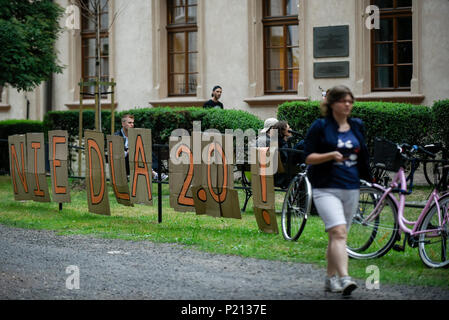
left=327, top=224, right=349, bottom=278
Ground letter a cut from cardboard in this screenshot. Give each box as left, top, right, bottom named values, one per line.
left=169, top=136, right=195, bottom=212
left=48, top=130, right=70, bottom=203
left=26, top=133, right=50, bottom=202
left=107, top=135, right=132, bottom=207
left=191, top=133, right=241, bottom=219
left=128, top=128, right=153, bottom=205
left=251, top=147, right=278, bottom=234
left=85, top=130, right=110, bottom=215
left=8, top=134, right=32, bottom=201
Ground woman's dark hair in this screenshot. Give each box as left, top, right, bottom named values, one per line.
left=320, top=85, right=354, bottom=117
left=272, top=121, right=288, bottom=139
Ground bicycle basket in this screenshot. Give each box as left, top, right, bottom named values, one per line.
left=372, top=138, right=402, bottom=172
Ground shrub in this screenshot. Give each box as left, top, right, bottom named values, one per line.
left=0, top=119, right=44, bottom=173
left=278, top=100, right=433, bottom=151
left=432, top=100, right=449, bottom=151
left=42, top=107, right=263, bottom=145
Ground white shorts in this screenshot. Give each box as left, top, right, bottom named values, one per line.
left=312, top=188, right=360, bottom=232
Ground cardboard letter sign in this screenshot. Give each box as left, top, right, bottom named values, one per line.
left=107, top=135, right=132, bottom=207
left=128, top=128, right=153, bottom=205
left=251, top=147, right=278, bottom=234
left=26, top=133, right=50, bottom=202
left=8, top=134, right=31, bottom=201
left=85, top=130, right=110, bottom=215
left=169, top=135, right=196, bottom=212
left=48, top=130, right=70, bottom=203
left=191, top=133, right=241, bottom=219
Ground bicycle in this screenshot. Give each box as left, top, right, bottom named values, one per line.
left=280, top=163, right=313, bottom=241
left=346, top=137, right=449, bottom=268
left=369, top=141, right=439, bottom=187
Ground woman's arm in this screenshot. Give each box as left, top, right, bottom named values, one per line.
left=305, top=151, right=344, bottom=165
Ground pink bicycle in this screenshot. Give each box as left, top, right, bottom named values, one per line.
left=346, top=138, right=449, bottom=268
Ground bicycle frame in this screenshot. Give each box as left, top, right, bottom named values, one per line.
left=365, top=167, right=449, bottom=238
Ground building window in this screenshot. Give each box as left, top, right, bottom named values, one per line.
left=81, top=0, right=109, bottom=97
left=263, top=0, right=299, bottom=94
left=167, top=0, right=198, bottom=96
left=371, top=0, right=412, bottom=91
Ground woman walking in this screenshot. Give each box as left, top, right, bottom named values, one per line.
left=303, top=85, right=372, bottom=296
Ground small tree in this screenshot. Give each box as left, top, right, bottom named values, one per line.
left=0, top=0, right=65, bottom=95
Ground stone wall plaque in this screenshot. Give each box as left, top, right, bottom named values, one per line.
left=313, top=61, right=350, bottom=79
left=313, top=25, right=349, bottom=58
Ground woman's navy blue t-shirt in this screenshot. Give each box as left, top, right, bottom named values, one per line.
left=326, top=129, right=360, bottom=189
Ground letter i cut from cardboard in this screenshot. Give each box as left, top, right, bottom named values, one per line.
left=26, top=133, right=50, bottom=202
left=8, top=134, right=32, bottom=201
left=251, top=147, right=278, bottom=234
left=169, top=135, right=195, bottom=212
left=85, top=130, right=110, bottom=215
left=106, top=135, right=132, bottom=207
left=128, top=128, right=153, bottom=205
left=48, top=130, right=71, bottom=203
left=191, top=133, right=241, bottom=219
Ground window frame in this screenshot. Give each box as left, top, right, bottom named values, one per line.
left=371, top=0, right=413, bottom=91
left=80, top=0, right=109, bottom=99
left=262, top=0, right=299, bottom=95
left=167, top=0, right=198, bottom=97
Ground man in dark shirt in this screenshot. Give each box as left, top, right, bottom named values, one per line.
left=203, top=85, right=224, bottom=109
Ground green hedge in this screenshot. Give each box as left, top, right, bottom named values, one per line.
left=0, top=119, right=44, bottom=138
left=278, top=101, right=434, bottom=151
left=0, top=119, right=44, bottom=173
left=432, top=99, right=449, bottom=151
left=110, top=107, right=262, bottom=144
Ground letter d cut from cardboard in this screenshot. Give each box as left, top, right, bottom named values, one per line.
left=48, top=130, right=70, bottom=203
left=26, top=133, right=50, bottom=202
left=85, top=130, right=110, bottom=215
left=8, top=134, right=32, bottom=201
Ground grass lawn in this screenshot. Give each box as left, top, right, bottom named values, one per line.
left=0, top=175, right=447, bottom=288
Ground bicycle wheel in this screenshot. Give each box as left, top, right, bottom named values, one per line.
left=417, top=196, right=449, bottom=268
left=346, top=186, right=399, bottom=259
left=281, top=173, right=312, bottom=241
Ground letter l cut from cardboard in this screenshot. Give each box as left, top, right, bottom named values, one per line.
left=106, top=134, right=132, bottom=207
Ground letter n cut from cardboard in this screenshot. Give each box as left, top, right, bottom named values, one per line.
left=128, top=128, right=153, bottom=205
left=251, top=147, right=278, bottom=234
left=85, top=130, right=110, bottom=215
left=26, top=133, right=50, bottom=202
left=8, top=134, right=32, bottom=201
left=106, top=135, right=132, bottom=207
left=48, top=130, right=70, bottom=203
left=169, top=136, right=196, bottom=212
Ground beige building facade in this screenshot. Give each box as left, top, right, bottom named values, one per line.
left=1, top=0, right=448, bottom=123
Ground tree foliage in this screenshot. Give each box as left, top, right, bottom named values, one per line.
left=0, top=0, right=64, bottom=91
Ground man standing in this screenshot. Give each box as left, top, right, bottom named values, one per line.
left=203, top=85, right=224, bottom=109
left=115, top=114, right=166, bottom=180
left=114, top=114, right=135, bottom=176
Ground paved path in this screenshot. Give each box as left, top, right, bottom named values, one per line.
left=0, top=224, right=448, bottom=300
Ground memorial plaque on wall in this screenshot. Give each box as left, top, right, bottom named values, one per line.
left=313, top=25, right=349, bottom=58
left=314, top=61, right=350, bottom=79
